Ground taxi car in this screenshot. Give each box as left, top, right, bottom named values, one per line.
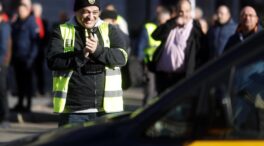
left=6, top=31, right=264, bottom=146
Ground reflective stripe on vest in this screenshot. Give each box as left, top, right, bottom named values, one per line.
left=53, top=24, right=75, bottom=113
left=144, top=23, right=161, bottom=63
left=98, top=22, right=125, bottom=113
left=53, top=22, right=126, bottom=113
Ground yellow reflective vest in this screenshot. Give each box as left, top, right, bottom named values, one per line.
left=144, top=23, right=161, bottom=63
left=53, top=22, right=126, bottom=113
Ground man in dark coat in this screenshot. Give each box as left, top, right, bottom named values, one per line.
left=225, top=6, right=261, bottom=51
left=11, top=3, right=38, bottom=112
left=207, top=5, right=237, bottom=59
left=225, top=6, right=263, bottom=131
left=151, top=0, right=208, bottom=94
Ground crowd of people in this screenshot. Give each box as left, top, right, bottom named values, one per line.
left=0, top=0, right=51, bottom=128
left=0, top=0, right=262, bottom=127
left=137, top=0, right=261, bottom=106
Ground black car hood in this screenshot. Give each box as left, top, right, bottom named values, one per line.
left=5, top=112, right=133, bottom=146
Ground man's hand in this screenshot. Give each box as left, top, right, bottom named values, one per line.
left=175, top=16, right=184, bottom=27
left=85, top=33, right=98, bottom=52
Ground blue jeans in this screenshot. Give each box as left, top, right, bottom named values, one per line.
left=58, top=113, right=98, bottom=127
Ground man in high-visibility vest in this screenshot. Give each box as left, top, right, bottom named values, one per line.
left=47, top=0, right=127, bottom=127
left=104, top=3, right=129, bottom=35
left=137, top=4, right=172, bottom=105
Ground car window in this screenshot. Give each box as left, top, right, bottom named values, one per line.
left=143, top=46, right=264, bottom=140
left=145, top=96, right=197, bottom=138
left=203, top=54, right=264, bottom=139
left=198, top=68, right=233, bottom=136
left=143, top=64, right=232, bottom=139
left=231, top=57, right=264, bottom=133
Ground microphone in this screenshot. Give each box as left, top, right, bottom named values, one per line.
left=85, top=29, right=89, bottom=38
left=86, top=27, right=98, bottom=38
left=84, top=27, right=98, bottom=58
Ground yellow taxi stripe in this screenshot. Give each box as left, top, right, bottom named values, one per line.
left=186, top=140, right=264, bottom=146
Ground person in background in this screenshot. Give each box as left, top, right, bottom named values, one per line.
left=207, top=5, right=237, bottom=59
left=195, top=6, right=208, bottom=34
left=209, top=13, right=218, bottom=27
left=156, top=4, right=172, bottom=25
left=137, top=4, right=172, bottom=105
left=100, top=9, right=132, bottom=90
left=199, top=19, right=208, bottom=34
left=151, top=0, right=208, bottom=94
left=21, top=0, right=32, bottom=9
left=194, top=7, right=203, bottom=20
left=0, top=10, right=12, bottom=128
left=104, top=3, right=129, bottom=35
left=224, top=6, right=262, bottom=130
left=8, top=0, right=33, bottom=97
left=224, top=6, right=261, bottom=51
left=11, top=0, right=32, bottom=23
left=52, top=11, right=70, bottom=29
left=11, top=3, right=38, bottom=112
left=47, top=0, right=127, bottom=126
left=0, top=2, right=9, bottom=22
left=100, top=10, right=130, bottom=53
left=58, top=11, right=69, bottom=23
left=33, top=3, right=45, bottom=40
left=224, top=6, right=264, bottom=130
left=32, top=2, right=50, bottom=95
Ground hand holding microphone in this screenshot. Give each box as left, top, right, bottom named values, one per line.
left=84, top=28, right=98, bottom=58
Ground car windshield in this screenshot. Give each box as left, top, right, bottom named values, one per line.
left=231, top=56, right=264, bottom=131
left=143, top=32, right=264, bottom=139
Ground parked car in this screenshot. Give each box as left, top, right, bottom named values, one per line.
left=6, top=31, right=264, bottom=146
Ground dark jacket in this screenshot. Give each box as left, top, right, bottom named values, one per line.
left=0, top=21, right=11, bottom=65
left=224, top=25, right=262, bottom=51
left=47, top=18, right=127, bottom=111
left=150, top=18, right=208, bottom=76
left=12, top=15, right=38, bottom=66
left=207, top=19, right=237, bottom=59
left=137, top=26, right=149, bottom=61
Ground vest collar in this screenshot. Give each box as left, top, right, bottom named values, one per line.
left=66, top=16, right=104, bottom=28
